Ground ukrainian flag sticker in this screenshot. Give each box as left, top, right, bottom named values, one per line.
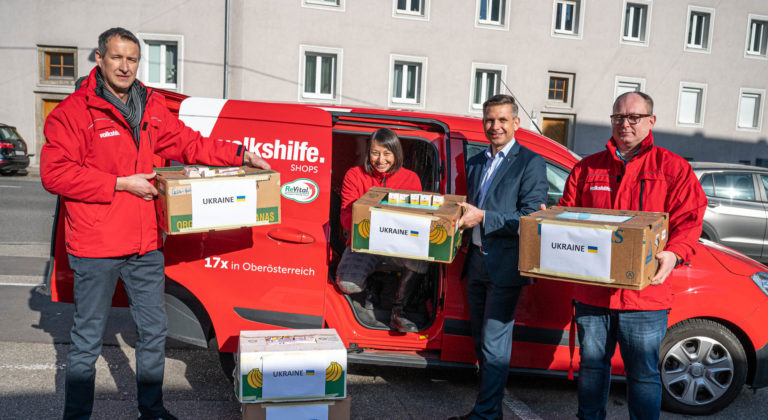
left=588, top=246, right=598, bottom=254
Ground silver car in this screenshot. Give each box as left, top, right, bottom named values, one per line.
left=691, top=162, right=768, bottom=263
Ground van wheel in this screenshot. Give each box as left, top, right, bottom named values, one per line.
left=208, top=336, right=235, bottom=382
left=660, top=319, right=747, bottom=415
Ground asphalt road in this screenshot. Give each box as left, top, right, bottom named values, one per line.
left=1, top=173, right=766, bottom=419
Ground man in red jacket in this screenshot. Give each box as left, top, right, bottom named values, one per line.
left=41, top=28, right=268, bottom=420
left=558, top=92, right=707, bottom=420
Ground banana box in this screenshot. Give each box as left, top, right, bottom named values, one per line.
left=519, top=206, right=669, bottom=290
left=236, top=329, right=347, bottom=403
left=242, top=396, right=350, bottom=420
left=155, top=166, right=280, bottom=235
left=350, top=187, right=466, bottom=263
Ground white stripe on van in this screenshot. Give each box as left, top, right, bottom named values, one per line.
left=178, top=97, right=229, bottom=137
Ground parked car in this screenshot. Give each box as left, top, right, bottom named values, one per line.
left=691, top=162, right=768, bottom=263
left=0, top=124, right=31, bottom=175
left=46, top=95, right=768, bottom=415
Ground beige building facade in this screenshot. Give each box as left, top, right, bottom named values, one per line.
left=2, top=0, right=767, bottom=168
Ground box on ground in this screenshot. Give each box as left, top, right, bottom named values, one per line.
left=236, top=329, right=347, bottom=403
left=519, top=206, right=669, bottom=290
left=155, top=166, right=280, bottom=234
left=350, top=187, right=465, bottom=263
left=242, top=396, right=350, bottom=420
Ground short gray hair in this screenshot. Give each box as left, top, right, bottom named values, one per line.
left=98, top=27, right=141, bottom=60
left=614, top=91, right=654, bottom=114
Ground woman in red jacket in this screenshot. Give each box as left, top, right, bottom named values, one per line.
left=337, top=128, right=428, bottom=332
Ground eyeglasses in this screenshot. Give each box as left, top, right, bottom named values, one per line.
left=610, top=114, right=652, bottom=125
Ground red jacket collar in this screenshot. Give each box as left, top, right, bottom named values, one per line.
left=606, top=131, right=655, bottom=161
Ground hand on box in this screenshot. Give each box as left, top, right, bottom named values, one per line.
left=458, top=202, right=484, bottom=229
left=651, top=250, right=677, bottom=285
left=116, top=172, right=157, bottom=201
left=244, top=151, right=271, bottom=170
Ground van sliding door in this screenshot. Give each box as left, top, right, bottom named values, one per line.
left=166, top=99, right=333, bottom=351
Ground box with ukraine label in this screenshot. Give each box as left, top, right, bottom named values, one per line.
left=235, top=329, right=347, bottom=403
left=350, top=187, right=465, bottom=263
left=155, top=166, right=280, bottom=234
left=519, top=206, right=669, bottom=290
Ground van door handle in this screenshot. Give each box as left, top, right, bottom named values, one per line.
left=267, top=227, right=315, bottom=244
left=707, top=202, right=719, bottom=208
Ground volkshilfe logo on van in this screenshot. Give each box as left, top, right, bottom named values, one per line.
left=281, top=179, right=319, bottom=203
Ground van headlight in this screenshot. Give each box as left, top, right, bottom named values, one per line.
left=751, top=272, right=768, bottom=296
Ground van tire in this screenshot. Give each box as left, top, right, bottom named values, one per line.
left=209, top=336, right=236, bottom=383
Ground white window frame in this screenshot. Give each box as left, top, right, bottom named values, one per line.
left=546, top=71, right=575, bottom=109
left=620, top=0, right=652, bottom=47
left=676, top=81, right=707, bottom=127
left=744, top=14, right=768, bottom=59
left=614, top=76, right=646, bottom=99
left=393, top=0, right=429, bottom=21
left=136, top=33, right=183, bottom=92
left=298, top=45, right=342, bottom=104
left=388, top=54, right=427, bottom=109
left=684, top=5, right=715, bottom=54
left=736, top=88, right=765, bottom=132
left=468, top=63, right=507, bottom=113
left=551, top=0, right=585, bottom=40
left=475, top=0, right=510, bottom=31
left=302, top=0, right=345, bottom=12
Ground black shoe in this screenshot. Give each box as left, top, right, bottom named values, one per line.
left=390, top=270, right=421, bottom=332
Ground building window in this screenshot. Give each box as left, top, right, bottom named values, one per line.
left=745, top=15, right=768, bottom=58
left=541, top=114, right=575, bottom=148
left=137, top=34, right=183, bottom=91
left=614, top=76, right=646, bottom=99
left=393, top=0, right=428, bottom=19
left=552, top=0, right=583, bottom=38
left=38, top=46, right=78, bottom=85
left=476, top=0, right=509, bottom=30
left=389, top=54, right=427, bottom=108
left=299, top=45, right=342, bottom=103
left=685, top=6, right=715, bottom=53
left=677, top=82, right=707, bottom=126
left=621, top=1, right=651, bottom=46
left=737, top=89, right=764, bottom=131
left=469, top=63, right=506, bottom=112
left=546, top=72, right=574, bottom=108
left=302, top=0, right=345, bottom=11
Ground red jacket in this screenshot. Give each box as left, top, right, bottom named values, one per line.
left=41, top=67, right=246, bottom=258
left=340, top=165, right=422, bottom=243
left=558, top=132, right=707, bottom=310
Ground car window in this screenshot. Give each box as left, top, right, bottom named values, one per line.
left=546, top=163, right=569, bottom=206
left=711, top=173, right=755, bottom=201
left=0, top=127, right=22, bottom=141
left=700, top=174, right=714, bottom=196
left=760, top=175, right=768, bottom=199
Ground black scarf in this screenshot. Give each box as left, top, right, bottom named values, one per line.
left=94, top=70, right=147, bottom=146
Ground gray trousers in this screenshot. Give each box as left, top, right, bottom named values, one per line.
left=64, top=250, right=167, bottom=420
left=335, top=247, right=429, bottom=294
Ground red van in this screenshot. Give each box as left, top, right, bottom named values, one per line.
left=47, top=93, right=768, bottom=415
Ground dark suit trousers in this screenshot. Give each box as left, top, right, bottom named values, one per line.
left=466, top=245, right=523, bottom=420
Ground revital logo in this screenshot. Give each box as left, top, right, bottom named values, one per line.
left=281, top=179, right=319, bottom=203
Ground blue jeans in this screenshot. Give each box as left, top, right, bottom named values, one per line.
left=575, top=301, right=668, bottom=420
left=64, top=251, right=167, bottom=420
left=465, top=246, right=523, bottom=420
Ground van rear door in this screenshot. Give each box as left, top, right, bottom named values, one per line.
left=165, top=98, right=333, bottom=351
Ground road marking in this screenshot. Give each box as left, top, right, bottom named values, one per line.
left=0, top=363, right=66, bottom=370
left=0, top=185, right=22, bottom=188
left=0, top=282, right=45, bottom=287
left=0, top=243, right=50, bottom=258
left=503, top=389, right=542, bottom=420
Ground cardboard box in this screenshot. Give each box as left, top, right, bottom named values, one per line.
left=350, top=187, right=465, bottom=263
left=242, top=396, right=350, bottom=420
left=236, top=329, right=347, bottom=403
left=519, top=207, right=669, bottom=290
left=155, top=166, right=280, bottom=234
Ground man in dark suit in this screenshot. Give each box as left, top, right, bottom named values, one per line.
left=451, top=94, right=548, bottom=420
